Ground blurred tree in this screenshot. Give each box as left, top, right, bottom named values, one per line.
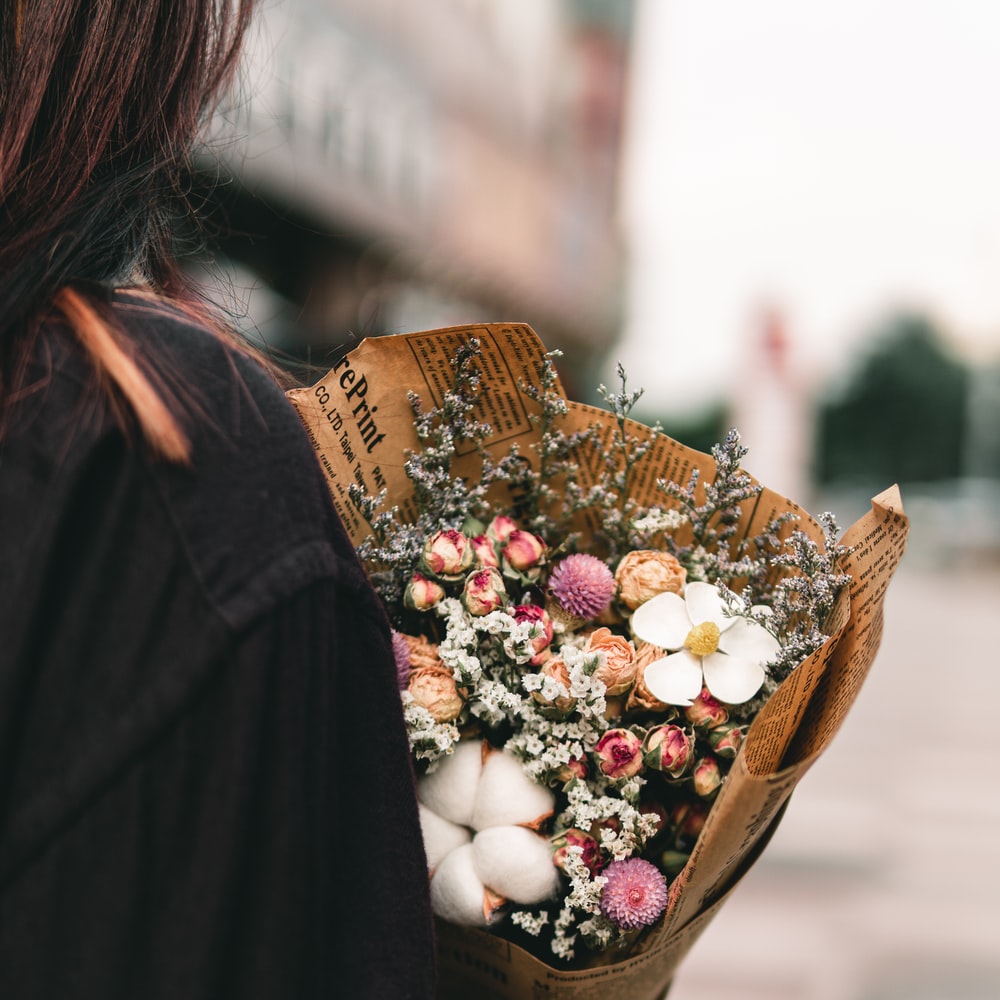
left=815, top=313, right=970, bottom=485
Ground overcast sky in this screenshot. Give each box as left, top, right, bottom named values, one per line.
left=617, top=0, right=1000, bottom=413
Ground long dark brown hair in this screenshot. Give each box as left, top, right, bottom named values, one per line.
left=1, top=0, right=255, bottom=459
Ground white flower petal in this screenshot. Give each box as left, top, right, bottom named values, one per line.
left=472, top=749, right=555, bottom=830
left=684, top=581, right=730, bottom=631
left=701, top=652, right=766, bottom=705
left=418, top=739, right=483, bottom=827
left=430, top=843, right=490, bottom=926
left=642, top=650, right=704, bottom=706
left=718, top=617, right=781, bottom=665
left=418, top=803, right=471, bottom=873
left=630, top=591, right=691, bottom=650
left=472, top=826, right=560, bottom=904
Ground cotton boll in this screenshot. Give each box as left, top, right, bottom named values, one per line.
left=429, top=843, right=490, bottom=926
left=472, top=826, right=559, bottom=904
left=471, top=749, right=555, bottom=830
left=418, top=803, right=471, bottom=873
left=418, top=739, right=484, bottom=827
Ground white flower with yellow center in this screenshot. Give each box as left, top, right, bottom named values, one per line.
left=630, top=581, right=780, bottom=706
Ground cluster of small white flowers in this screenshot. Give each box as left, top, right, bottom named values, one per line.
left=436, top=600, right=483, bottom=686
left=546, top=849, right=610, bottom=961
left=509, top=910, right=550, bottom=937
left=401, top=696, right=461, bottom=763
left=468, top=678, right=523, bottom=727
left=558, top=778, right=651, bottom=862
left=631, top=506, right=688, bottom=537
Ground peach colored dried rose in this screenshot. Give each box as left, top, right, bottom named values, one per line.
left=614, top=550, right=687, bottom=610
left=586, top=626, right=637, bottom=697
left=408, top=666, right=463, bottom=722
left=627, top=642, right=674, bottom=713
left=402, top=634, right=445, bottom=673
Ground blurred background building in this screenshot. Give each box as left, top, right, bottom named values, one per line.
left=199, top=0, right=634, bottom=393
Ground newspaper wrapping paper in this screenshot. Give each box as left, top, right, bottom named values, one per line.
left=287, top=323, right=909, bottom=1000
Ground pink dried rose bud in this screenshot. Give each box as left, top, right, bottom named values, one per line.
left=551, top=828, right=604, bottom=876
left=501, top=529, right=547, bottom=578
left=547, top=553, right=616, bottom=623
left=530, top=656, right=577, bottom=718
left=684, top=687, right=729, bottom=729
left=404, top=571, right=447, bottom=611
left=408, top=666, right=463, bottom=723
left=644, top=724, right=693, bottom=779
left=599, top=858, right=668, bottom=930
left=692, top=755, right=722, bottom=798
left=462, top=567, right=507, bottom=616
left=513, top=604, right=554, bottom=665
left=614, top=550, right=687, bottom=611
left=553, top=755, right=589, bottom=783
left=422, top=529, right=475, bottom=578
left=470, top=534, right=500, bottom=569
left=671, top=800, right=708, bottom=843
left=486, top=515, right=518, bottom=545
left=586, top=627, right=638, bottom=696
left=593, top=727, right=644, bottom=780
left=708, top=723, right=745, bottom=759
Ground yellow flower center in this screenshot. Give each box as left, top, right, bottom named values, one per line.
left=685, top=621, right=720, bottom=657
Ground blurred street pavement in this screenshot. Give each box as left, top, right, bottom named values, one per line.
left=668, top=558, right=1000, bottom=1000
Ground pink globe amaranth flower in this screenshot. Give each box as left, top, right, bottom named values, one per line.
left=599, top=858, right=669, bottom=930
left=643, top=724, right=693, bottom=779
left=548, top=554, right=616, bottom=622
left=692, top=755, right=722, bottom=798
left=391, top=629, right=412, bottom=689
left=513, top=604, right=554, bottom=664
left=471, top=534, right=500, bottom=569
left=422, top=529, right=475, bottom=578
left=684, top=687, right=729, bottom=729
left=502, top=530, right=546, bottom=574
left=462, top=567, right=507, bottom=616
left=404, top=571, right=446, bottom=611
left=551, top=828, right=604, bottom=876
left=593, top=727, right=644, bottom=780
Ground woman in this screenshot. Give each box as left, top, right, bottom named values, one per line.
left=0, top=3, right=436, bottom=997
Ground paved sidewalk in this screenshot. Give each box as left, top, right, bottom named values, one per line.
left=667, top=561, right=1000, bottom=1000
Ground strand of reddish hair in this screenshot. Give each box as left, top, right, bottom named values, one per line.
left=54, top=287, right=190, bottom=463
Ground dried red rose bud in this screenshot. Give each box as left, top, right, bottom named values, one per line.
left=486, top=515, right=518, bottom=545
left=593, top=728, right=644, bottom=780
left=707, top=723, right=746, bottom=759
left=684, top=687, right=729, bottom=729
left=462, top=567, right=507, bottom=616
left=404, top=572, right=446, bottom=611
left=670, top=800, right=708, bottom=843
left=513, top=604, right=554, bottom=665
left=551, top=828, right=604, bottom=876
left=644, top=724, right=693, bottom=779
left=422, top=529, right=475, bottom=578
left=692, top=755, right=722, bottom=798
left=470, top=534, right=500, bottom=569
left=502, top=529, right=547, bottom=577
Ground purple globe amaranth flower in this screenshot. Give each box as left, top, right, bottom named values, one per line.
left=593, top=727, right=644, bottom=780
left=643, top=724, right=693, bottom=779
left=548, top=554, right=616, bottom=622
left=599, top=858, right=669, bottom=930
left=422, top=529, right=475, bottom=579
left=391, top=630, right=412, bottom=689
left=462, top=567, right=507, bottom=616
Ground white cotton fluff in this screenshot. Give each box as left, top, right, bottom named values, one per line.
left=429, top=843, right=489, bottom=926
left=471, top=749, right=555, bottom=831
left=472, top=826, right=560, bottom=904
left=417, top=739, right=484, bottom=827
left=418, top=803, right=471, bottom=873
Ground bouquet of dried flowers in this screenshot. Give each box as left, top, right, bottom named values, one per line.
left=345, top=336, right=856, bottom=964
